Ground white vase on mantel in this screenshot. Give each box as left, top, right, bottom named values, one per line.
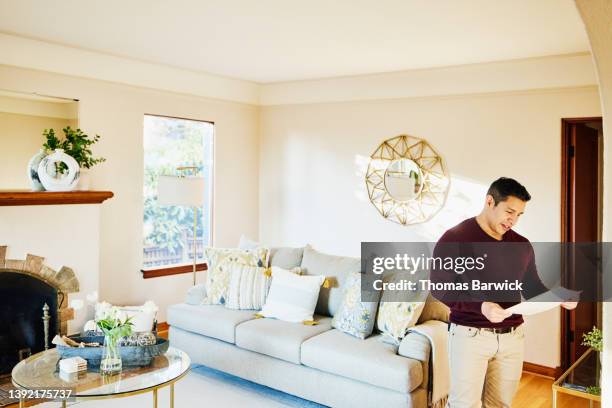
left=37, top=149, right=80, bottom=192
left=77, top=168, right=91, bottom=190
left=27, top=149, right=47, bottom=191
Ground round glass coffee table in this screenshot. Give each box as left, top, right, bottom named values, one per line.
left=11, top=346, right=190, bottom=407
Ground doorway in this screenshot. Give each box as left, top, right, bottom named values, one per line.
left=560, top=117, right=603, bottom=369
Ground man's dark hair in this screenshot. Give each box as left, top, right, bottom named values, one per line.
left=487, top=177, right=531, bottom=204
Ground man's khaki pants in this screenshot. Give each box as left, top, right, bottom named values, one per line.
left=446, top=323, right=525, bottom=408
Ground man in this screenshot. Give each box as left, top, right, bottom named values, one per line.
left=431, top=177, right=577, bottom=408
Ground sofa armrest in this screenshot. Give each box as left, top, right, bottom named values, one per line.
left=185, top=283, right=207, bottom=305
left=398, top=330, right=431, bottom=362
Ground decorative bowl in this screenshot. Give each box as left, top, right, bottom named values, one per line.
left=56, top=336, right=169, bottom=367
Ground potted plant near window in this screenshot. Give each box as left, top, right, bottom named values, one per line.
left=42, top=127, right=106, bottom=190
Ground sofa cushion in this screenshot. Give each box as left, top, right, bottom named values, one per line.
left=301, top=329, right=423, bottom=394
left=167, top=303, right=255, bottom=344
left=300, top=245, right=361, bottom=317
left=269, top=246, right=304, bottom=269
left=235, top=316, right=332, bottom=364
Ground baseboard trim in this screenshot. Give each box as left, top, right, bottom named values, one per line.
left=523, top=362, right=562, bottom=379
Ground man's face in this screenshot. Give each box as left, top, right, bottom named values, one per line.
left=485, top=195, right=527, bottom=236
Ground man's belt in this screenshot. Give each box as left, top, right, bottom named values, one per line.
left=479, top=326, right=519, bottom=334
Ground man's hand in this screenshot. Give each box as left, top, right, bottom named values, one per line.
left=561, top=301, right=578, bottom=310
left=481, top=302, right=512, bottom=323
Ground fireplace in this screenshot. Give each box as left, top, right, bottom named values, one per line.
left=0, top=247, right=79, bottom=376
left=0, top=273, right=59, bottom=374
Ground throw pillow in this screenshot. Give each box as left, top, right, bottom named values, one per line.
left=260, top=266, right=325, bottom=323
left=203, top=247, right=269, bottom=305
left=331, top=272, right=381, bottom=339
left=377, top=301, right=425, bottom=345
left=376, top=271, right=427, bottom=344
left=224, top=262, right=268, bottom=310
left=225, top=263, right=303, bottom=310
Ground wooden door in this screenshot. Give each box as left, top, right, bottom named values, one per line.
left=562, top=118, right=602, bottom=368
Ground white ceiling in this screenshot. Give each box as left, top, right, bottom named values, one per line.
left=0, top=0, right=590, bottom=83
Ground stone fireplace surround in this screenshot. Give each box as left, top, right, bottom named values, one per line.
left=0, top=245, right=79, bottom=337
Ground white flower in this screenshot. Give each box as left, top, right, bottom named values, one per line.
left=95, top=301, right=112, bottom=321
left=142, top=301, right=159, bottom=313
left=115, top=309, right=129, bottom=323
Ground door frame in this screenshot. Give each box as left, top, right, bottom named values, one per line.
left=559, top=116, right=602, bottom=370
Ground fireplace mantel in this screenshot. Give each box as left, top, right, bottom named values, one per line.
left=0, top=191, right=114, bottom=206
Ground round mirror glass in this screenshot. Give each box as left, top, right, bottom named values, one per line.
left=384, top=158, right=423, bottom=201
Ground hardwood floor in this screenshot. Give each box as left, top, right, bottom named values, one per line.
left=513, top=372, right=599, bottom=408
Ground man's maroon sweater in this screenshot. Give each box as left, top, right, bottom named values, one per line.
left=431, top=217, right=548, bottom=328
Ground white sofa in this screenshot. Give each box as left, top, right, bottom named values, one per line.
left=168, top=246, right=448, bottom=408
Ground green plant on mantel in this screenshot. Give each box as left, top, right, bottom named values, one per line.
left=582, top=326, right=603, bottom=352
left=43, top=126, right=106, bottom=169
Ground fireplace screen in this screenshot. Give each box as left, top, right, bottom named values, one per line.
left=0, top=272, right=59, bottom=374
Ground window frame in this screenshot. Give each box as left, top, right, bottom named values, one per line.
left=140, top=113, right=215, bottom=279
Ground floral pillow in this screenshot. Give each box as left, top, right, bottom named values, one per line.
left=376, top=270, right=427, bottom=345
left=331, top=272, right=380, bottom=339
left=376, top=301, right=425, bottom=345
left=203, top=247, right=269, bottom=305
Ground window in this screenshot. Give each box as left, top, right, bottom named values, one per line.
left=142, top=114, right=213, bottom=270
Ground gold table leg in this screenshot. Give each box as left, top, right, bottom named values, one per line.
left=62, top=400, right=67, bottom=408
left=153, top=388, right=158, bottom=408
left=18, top=398, right=24, bottom=408
left=170, top=383, right=174, bottom=408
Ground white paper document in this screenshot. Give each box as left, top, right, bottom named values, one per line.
left=505, top=287, right=581, bottom=316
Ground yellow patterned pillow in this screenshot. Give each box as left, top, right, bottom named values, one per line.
left=376, top=301, right=425, bottom=344
left=203, top=247, right=269, bottom=305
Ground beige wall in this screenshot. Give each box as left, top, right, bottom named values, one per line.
left=260, top=87, right=602, bottom=368
left=575, top=0, right=612, bottom=403
left=0, top=112, right=73, bottom=189
left=0, top=64, right=260, bottom=324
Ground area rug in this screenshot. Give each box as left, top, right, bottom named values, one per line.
left=34, top=364, right=328, bottom=407
left=191, top=365, right=327, bottom=408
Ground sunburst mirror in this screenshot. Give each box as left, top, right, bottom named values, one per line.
left=365, top=135, right=449, bottom=225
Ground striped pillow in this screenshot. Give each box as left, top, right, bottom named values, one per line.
left=225, top=263, right=269, bottom=310
left=224, top=263, right=303, bottom=310
left=260, top=267, right=325, bottom=323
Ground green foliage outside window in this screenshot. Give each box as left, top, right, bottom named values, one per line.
left=143, top=115, right=212, bottom=267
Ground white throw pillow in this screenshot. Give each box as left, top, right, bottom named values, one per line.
left=260, top=267, right=325, bottom=323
